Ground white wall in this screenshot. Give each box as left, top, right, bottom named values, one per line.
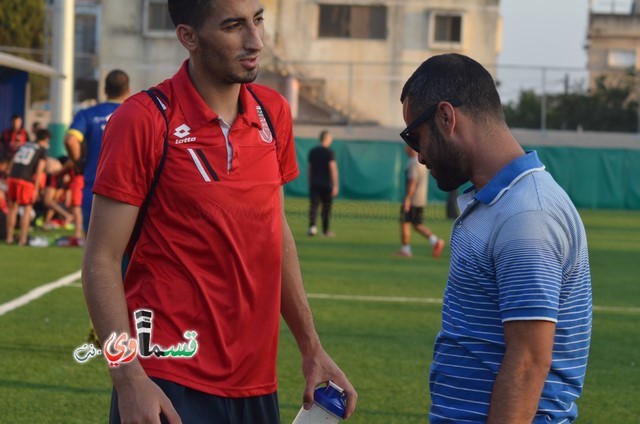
left=98, top=1, right=187, bottom=94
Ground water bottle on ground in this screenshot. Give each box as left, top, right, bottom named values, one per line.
left=292, top=381, right=346, bottom=423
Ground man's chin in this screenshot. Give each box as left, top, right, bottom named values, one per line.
left=234, top=68, right=259, bottom=84
left=436, top=178, right=463, bottom=193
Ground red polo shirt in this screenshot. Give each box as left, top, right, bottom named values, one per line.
left=93, top=60, right=298, bottom=397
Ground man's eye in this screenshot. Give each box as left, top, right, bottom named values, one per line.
left=223, top=22, right=241, bottom=30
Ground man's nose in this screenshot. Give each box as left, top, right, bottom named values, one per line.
left=246, top=24, right=264, bottom=51
left=418, top=152, right=427, bottom=165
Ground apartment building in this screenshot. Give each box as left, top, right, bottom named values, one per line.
left=74, top=0, right=502, bottom=128
left=587, top=0, right=640, bottom=90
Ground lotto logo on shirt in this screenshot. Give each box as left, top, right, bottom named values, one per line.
left=174, top=123, right=196, bottom=144
left=73, top=309, right=199, bottom=367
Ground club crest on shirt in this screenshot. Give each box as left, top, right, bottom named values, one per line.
left=256, top=106, right=273, bottom=143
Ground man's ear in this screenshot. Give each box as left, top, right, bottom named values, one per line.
left=437, top=101, right=457, bottom=136
left=176, top=24, right=198, bottom=52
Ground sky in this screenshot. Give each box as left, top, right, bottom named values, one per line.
left=496, top=0, right=633, bottom=102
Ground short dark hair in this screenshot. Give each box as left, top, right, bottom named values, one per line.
left=168, top=0, right=215, bottom=30
left=105, top=70, right=129, bottom=98
left=319, top=130, right=331, bottom=142
left=36, top=128, right=51, bottom=142
left=401, top=54, right=504, bottom=124
left=11, top=114, right=22, bottom=121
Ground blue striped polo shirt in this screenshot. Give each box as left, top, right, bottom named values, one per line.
left=430, top=151, right=592, bottom=423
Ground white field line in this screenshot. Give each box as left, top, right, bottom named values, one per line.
left=0, top=270, right=82, bottom=316
left=592, top=305, right=640, bottom=314
left=1, top=274, right=638, bottom=316
left=307, top=293, right=443, bottom=305
left=307, top=293, right=640, bottom=315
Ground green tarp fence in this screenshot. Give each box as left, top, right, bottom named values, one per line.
left=285, top=137, right=640, bottom=210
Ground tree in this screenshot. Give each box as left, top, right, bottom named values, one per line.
left=585, top=74, right=638, bottom=132
left=0, top=0, right=46, bottom=54
left=0, top=0, right=48, bottom=101
left=503, top=90, right=541, bottom=129
left=504, top=73, right=639, bottom=133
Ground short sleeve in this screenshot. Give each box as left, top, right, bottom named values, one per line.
left=92, top=96, right=163, bottom=207
left=272, top=96, right=299, bottom=185
left=68, top=110, right=89, bottom=142
left=493, top=210, right=570, bottom=323
left=407, top=162, right=418, bottom=181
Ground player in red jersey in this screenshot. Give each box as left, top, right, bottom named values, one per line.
left=1, top=114, right=29, bottom=160
left=5, top=129, right=49, bottom=245
left=42, top=157, right=74, bottom=230
left=82, top=1, right=357, bottom=422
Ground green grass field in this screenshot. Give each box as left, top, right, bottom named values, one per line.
left=1, top=198, right=639, bottom=423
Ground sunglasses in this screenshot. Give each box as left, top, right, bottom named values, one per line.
left=399, top=99, right=462, bottom=152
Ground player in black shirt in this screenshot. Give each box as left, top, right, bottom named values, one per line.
left=308, top=130, right=339, bottom=236
left=5, top=129, right=49, bottom=245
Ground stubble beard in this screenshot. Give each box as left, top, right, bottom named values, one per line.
left=428, top=122, right=470, bottom=192
left=231, top=66, right=259, bottom=84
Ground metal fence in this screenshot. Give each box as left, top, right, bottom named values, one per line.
left=266, top=55, right=638, bottom=132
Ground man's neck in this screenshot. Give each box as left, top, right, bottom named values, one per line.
left=470, top=126, right=525, bottom=190
left=188, top=60, right=242, bottom=124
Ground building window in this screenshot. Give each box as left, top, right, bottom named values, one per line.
left=607, top=50, right=636, bottom=69
left=74, top=13, right=97, bottom=79
left=318, top=5, right=387, bottom=40
left=433, top=13, right=462, bottom=43
left=74, top=6, right=99, bottom=101
left=143, top=0, right=174, bottom=37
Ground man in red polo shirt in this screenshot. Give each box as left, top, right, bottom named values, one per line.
left=82, top=0, right=357, bottom=422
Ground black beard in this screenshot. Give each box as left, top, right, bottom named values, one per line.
left=227, top=67, right=259, bottom=84
left=428, top=121, right=470, bottom=192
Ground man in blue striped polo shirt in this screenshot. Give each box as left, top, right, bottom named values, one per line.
left=399, top=54, right=592, bottom=423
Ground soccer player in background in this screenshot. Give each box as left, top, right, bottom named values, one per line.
left=308, top=130, right=339, bottom=237
left=1, top=114, right=29, bottom=160
left=395, top=145, right=444, bottom=258
left=64, top=69, right=130, bottom=241
left=5, top=129, right=50, bottom=245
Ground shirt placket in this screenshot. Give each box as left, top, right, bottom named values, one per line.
left=216, top=117, right=235, bottom=173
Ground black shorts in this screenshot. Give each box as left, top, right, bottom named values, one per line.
left=400, top=206, right=424, bottom=225
left=109, top=377, right=280, bottom=423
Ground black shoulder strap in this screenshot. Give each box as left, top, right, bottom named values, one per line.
left=131, top=88, right=170, bottom=243
left=246, top=84, right=284, bottom=179
left=246, top=84, right=278, bottom=145
left=122, top=88, right=170, bottom=274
